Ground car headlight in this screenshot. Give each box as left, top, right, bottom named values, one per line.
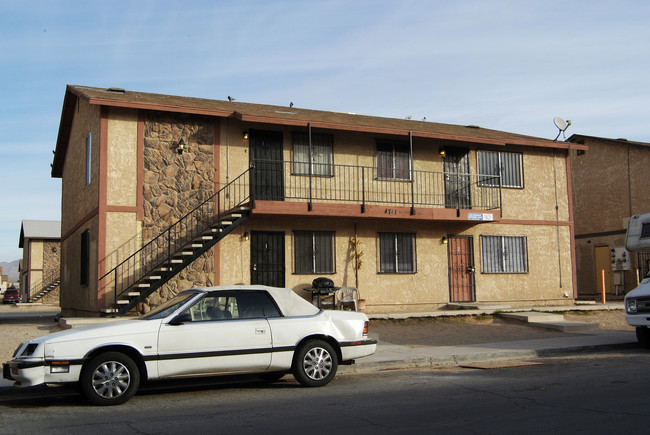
left=21, top=343, right=39, bottom=357
left=13, top=342, right=39, bottom=358
left=627, top=299, right=638, bottom=313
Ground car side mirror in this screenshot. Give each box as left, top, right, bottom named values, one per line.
left=169, top=313, right=192, bottom=325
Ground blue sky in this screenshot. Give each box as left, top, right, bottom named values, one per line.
left=1, top=0, right=650, bottom=262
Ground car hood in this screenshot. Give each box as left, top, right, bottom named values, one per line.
left=28, top=318, right=162, bottom=345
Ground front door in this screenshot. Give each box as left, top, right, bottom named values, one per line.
left=448, top=235, right=475, bottom=302
left=444, top=148, right=471, bottom=209
left=250, top=130, right=284, bottom=201
left=251, top=231, right=285, bottom=287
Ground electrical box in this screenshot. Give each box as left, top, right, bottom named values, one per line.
left=611, top=247, right=631, bottom=271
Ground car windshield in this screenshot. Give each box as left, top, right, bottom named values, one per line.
left=139, top=291, right=200, bottom=320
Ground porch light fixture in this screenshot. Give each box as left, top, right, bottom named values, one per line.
left=241, top=232, right=249, bottom=241
left=441, top=236, right=448, bottom=245
left=243, top=131, right=249, bottom=140
left=177, top=139, right=185, bottom=155
left=439, top=148, right=446, bottom=158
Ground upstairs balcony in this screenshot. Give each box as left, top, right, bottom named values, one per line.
left=249, top=160, right=502, bottom=223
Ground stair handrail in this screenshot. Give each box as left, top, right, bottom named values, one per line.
left=28, top=269, right=61, bottom=301
left=99, top=168, right=252, bottom=308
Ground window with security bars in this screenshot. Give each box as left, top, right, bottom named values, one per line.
left=294, top=231, right=335, bottom=274
left=379, top=232, right=416, bottom=273
left=477, top=150, right=523, bottom=188
left=481, top=235, right=528, bottom=273
left=377, top=141, right=411, bottom=180
left=293, top=133, right=333, bottom=176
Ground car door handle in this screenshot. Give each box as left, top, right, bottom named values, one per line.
left=255, top=328, right=267, bottom=334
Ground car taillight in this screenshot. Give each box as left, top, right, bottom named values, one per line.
left=363, top=321, right=369, bottom=335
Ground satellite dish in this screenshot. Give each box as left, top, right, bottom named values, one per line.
left=553, top=117, right=572, bottom=141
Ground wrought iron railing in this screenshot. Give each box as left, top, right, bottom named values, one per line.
left=252, top=160, right=501, bottom=211
left=27, top=269, right=60, bottom=301
left=99, top=168, right=251, bottom=309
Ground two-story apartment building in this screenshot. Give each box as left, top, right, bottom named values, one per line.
left=18, top=219, right=61, bottom=303
left=51, top=85, right=585, bottom=316
left=568, top=134, right=650, bottom=299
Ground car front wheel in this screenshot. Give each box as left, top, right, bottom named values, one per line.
left=637, top=327, right=650, bottom=348
left=81, top=352, right=140, bottom=406
left=292, top=339, right=338, bottom=387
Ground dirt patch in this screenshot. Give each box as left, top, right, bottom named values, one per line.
left=370, top=310, right=632, bottom=347
left=0, top=319, right=64, bottom=362
left=564, top=310, right=632, bottom=331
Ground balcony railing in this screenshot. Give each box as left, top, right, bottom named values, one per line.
left=252, top=160, right=501, bottom=211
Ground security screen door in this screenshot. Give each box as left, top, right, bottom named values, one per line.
left=250, top=130, right=284, bottom=201
left=448, top=235, right=475, bottom=302
left=251, top=231, right=285, bottom=288
left=444, top=148, right=471, bottom=209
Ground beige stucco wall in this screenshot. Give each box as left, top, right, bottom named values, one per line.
left=499, top=150, right=569, bottom=221
left=60, top=98, right=101, bottom=314
left=102, top=107, right=141, bottom=274
left=61, top=99, right=100, bottom=236
left=107, top=108, right=138, bottom=207
left=26, top=240, right=44, bottom=297
left=60, top=217, right=99, bottom=314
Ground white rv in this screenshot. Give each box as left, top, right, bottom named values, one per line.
left=624, top=213, right=650, bottom=346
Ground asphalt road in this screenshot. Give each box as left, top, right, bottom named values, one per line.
left=1, top=352, right=649, bottom=434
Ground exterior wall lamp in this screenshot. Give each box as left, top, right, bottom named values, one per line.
left=241, top=232, right=249, bottom=241
left=441, top=236, right=448, bottom=245
left=177, top=139, right=186, bottom=155
left=243, top=131, right=249, bottom=140
left=439, top=148, right=446, bottom=158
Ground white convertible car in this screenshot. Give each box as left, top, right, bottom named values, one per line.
left=3, top=286, right=376, bottom=405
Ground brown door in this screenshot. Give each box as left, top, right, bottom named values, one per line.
left=594, top=246, right=612, bottom=294
left=448, top=236, right=475, bottom=302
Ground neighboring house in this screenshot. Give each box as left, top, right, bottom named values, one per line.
left=19, top=220, right=62, bottom=303
left=568, top=134, right=650, bottom=299
left=51, top=85, right=586, bottom=317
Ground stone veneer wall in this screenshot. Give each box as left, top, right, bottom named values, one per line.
left=142, top=112, right=216, bottom=308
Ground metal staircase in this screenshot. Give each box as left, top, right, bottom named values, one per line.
left=100, top=169, right=252, bottom=316
left=28, top=270, right=61, bottom=302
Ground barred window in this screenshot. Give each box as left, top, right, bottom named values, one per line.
left=478, top=150, right=523, bottom=188
left=377, top=141, right=410, bottom=180
left=379, top=232, right=416, bottom=273
left=294, top=231, right=335, bottom=274
left=293, top=133, right=333, bottom=176
left=481, top=235, right=528, bottom=273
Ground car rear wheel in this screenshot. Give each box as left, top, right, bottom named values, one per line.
left=292, top=340, right=338, bottom=387
left=81, top=352, right=140, bottom=406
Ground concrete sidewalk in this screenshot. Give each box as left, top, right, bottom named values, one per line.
left=340, top=329, right=637, bottom=374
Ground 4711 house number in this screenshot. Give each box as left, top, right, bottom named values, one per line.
left=384, top=209, right=398, bottom=215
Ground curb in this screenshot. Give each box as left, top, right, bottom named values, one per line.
left=339, top=340, right=638, bottom=374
